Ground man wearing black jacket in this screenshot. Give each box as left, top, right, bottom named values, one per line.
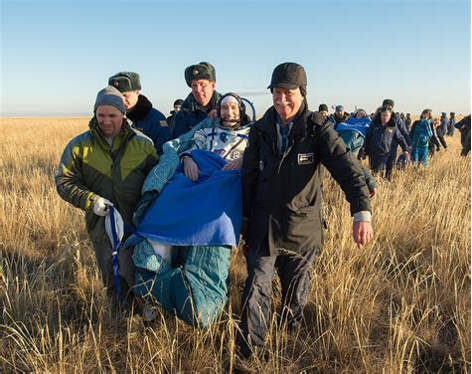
left=238, top=62, right=373, bottom=359
left=382, top=100, right=411, bottom=179
left=455, top=114, right=471, bottom=156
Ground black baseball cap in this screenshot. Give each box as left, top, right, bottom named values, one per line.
left=267, top=62, right=307, bottom=91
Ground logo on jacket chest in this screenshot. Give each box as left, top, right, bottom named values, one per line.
left=297, top=152, right=314, bottom=165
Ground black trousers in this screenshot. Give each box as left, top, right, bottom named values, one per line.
left=385, top=143, right=398, bottom=177
left=238, top=238, right=318, bottom=355
left=369, top=153, right=390, bottom=176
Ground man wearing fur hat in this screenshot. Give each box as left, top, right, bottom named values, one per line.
left=173, top=62, right=222, bottom=138
left=55, top=86, right=158, bottom=304
left=238, top=62, right=373, bottom=359
left=108, top=71, right=171, bottom=155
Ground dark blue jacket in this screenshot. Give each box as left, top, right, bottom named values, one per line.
left=127, top=94, right=171, bottom=155
left=365, top=115, right=409, bottom=157
left=166, top=110, right=178, bottom=134
left=173, top=92, right=221, bottom=138
left=447, top=116, right=456, bottom=135
left=391, top=113, right=412, bottom=148
left=439, top=114, right=448, bottom=135
left=405, top=116, right=412, bottom=131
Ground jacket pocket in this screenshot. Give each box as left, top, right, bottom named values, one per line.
left=282, top=210, right=323, bottom=251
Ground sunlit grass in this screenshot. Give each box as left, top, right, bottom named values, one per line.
left=0, top=117, right=470, bottom=372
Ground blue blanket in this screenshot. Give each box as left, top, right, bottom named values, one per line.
left=335, top=116, right=371, bottom=138
left=135, top=149, right=242, bottom=247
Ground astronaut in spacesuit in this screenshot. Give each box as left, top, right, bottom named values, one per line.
left=180, top=92, right=252, bottom=181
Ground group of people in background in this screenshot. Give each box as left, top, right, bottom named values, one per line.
left=55, top=61, right=469, bottom=361
left=106, top=69, right=470, bottom=183
left=315, top=101, right=469, bottom=179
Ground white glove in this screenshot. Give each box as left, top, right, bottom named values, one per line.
left=93, top=197, right=113, bottom=216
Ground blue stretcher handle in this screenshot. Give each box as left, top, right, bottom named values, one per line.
left=109, top=207, right=124, bottom=303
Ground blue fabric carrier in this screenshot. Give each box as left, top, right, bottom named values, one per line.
left=135, top=149, right=242, bottom=247
left=335, top=117, right=371, bottom=155
left=335, top=116, right=371, bottom=138
left=126, top=119, right=245, bottom=329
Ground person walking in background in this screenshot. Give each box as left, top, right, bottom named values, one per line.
left=400, top=112, right=406, bottom=124
left=447, top=112, right=456, bottom=137
left=166, top=98, right=183, bottom=133
left=364, top=105, right=409, bottom=176
left=462, top=122, right=471, bottom=156
left=173, top=62, right=221, bottom=138
left=318, top=103, right=329, bottom=120
left=409, top=109, right=433, bottom=167
left=332, top=105, right=350, bottom=125
left=382, top=99, right=411, bottom=180
left=455, top=114, right=471, bottom=145
left=438, top=112, right=448, bottom=136
left=455, top=114, right=471, bottom=156
left=55, top=86, right=158, bottom=305
left=108, top=72, right=171, bottom=155
left=405, top=113, right=412, bottom=132
left=429, top=117, right=447, bottom=157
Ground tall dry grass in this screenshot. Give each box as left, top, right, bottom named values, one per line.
left=0, top=117, right=470, bottom=373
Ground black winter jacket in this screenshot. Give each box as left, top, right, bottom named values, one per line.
left=242, top=103, right=371, bottom=255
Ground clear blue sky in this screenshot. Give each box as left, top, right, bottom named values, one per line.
left=1, top=0, right=470, bottom=117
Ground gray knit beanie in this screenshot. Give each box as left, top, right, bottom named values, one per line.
left=94, top=86, right=126, bottom=114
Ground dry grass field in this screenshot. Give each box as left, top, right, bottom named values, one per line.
left=0, top=117, right=470, bottom=373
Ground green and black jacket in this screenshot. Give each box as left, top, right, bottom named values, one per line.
left=55, top=117, right=158, bottom=241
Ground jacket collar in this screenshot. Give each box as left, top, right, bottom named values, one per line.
left=372, top=114, right=396, bottom=128
left=126, top=94, right=152, bottom=123
left=181, top=91, right=221, bottom=114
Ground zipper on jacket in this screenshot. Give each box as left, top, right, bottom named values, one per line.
left=278, top=140, right=296, bottom=174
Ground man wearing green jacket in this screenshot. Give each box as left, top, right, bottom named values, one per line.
left=55, top=86, right=158, bottom=302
